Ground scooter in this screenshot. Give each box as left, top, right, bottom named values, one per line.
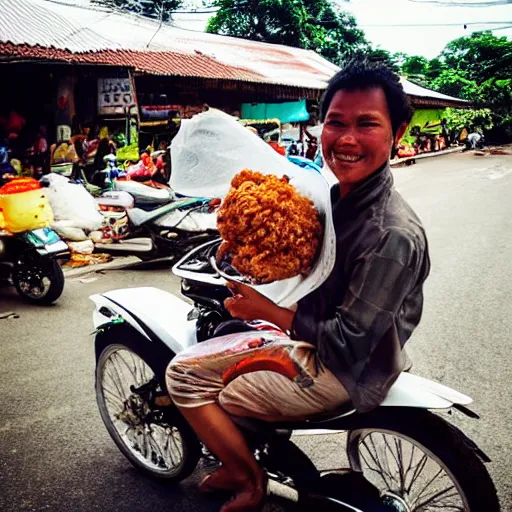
left=0, top=227, right=68, bottom=304
left=94, top=196, right=220, bottom=262
left=90, top=239, right=499, bottom=511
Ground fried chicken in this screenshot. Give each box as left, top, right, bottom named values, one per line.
left=217, top=169, right=322, bottom=284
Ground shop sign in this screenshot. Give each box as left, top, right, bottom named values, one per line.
left=98, top=78, right=135, bottom=115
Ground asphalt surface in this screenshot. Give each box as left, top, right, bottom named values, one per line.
left=1, top=150, right=511, bottom=512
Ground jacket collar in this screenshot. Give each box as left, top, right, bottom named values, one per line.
left=330, top=162, right=393, bottom=217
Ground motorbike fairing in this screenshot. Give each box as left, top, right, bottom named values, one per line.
left=90, top=287, right=197, bottom=355
left=380, top=372, right=472, bottom=408
left=21, top=228, right=68, bottom=256
left=91, top=286, right=473, bottom=415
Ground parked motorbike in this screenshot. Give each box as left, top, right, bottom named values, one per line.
left=95, top=196, right=220, bottom=262
left=90, top=239, right=499, bottom=511
left=0, top=227, right=68, bottom=304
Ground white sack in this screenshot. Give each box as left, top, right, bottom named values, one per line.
left=68, top=239, right=95, bottom=255
left=170, top=109, right=336, bottom=308
left=45, top=174, right=103, bottom=232
left=52, top=221, right=88, bottom=241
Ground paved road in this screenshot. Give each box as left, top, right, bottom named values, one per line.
left=1, top=150, right=511, bottom=512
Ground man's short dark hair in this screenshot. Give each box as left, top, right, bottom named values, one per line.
left=320, top=58, right=413, bottom=136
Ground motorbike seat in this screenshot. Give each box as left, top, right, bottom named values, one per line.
left=232, top=400, right=357, bottom=438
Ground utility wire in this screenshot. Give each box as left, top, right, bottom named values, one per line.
left=359, top=21, right=512, bottom=27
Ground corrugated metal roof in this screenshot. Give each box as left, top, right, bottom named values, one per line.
left=0, top=0, right=337, bottom=90
left=400, top=77, right=470, bottom=104
left=0, top=0, right=469, bottom=105
left=0, top=0, right=120, bottom=52
left=0, top=42, right=266, bottom=82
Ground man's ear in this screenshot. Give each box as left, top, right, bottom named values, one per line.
left=394, top=122, right=409, bottom=147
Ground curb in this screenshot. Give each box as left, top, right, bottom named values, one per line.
left=63, top=255, right=142, bottom=279
left=391, top=146, right=465, bottom=167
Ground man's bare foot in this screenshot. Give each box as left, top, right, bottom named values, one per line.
left=220, top=473, right=268, bottom=512
left=199, top=466, right=247, bottom=494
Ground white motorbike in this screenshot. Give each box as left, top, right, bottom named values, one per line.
left=90, top=239, right=499, bottom=511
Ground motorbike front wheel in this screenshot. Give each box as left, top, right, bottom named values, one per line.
left=13, top=258, right=64, bottom=305
left=96, top=342, right=201, bottom=480
left=346, top=408, right=500, bottom=512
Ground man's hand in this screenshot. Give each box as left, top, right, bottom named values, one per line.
left=224, top=281, right=275, bottom=321
left=224, top=281, right=294, bottom=333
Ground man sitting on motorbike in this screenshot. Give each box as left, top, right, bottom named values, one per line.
left=166, top=58, right=431, bottom=512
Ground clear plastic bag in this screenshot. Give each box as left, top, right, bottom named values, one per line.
left=170, top=109, right=336, bottom=308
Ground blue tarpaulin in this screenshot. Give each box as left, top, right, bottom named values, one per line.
left=241, top=100, right=309, bottom=123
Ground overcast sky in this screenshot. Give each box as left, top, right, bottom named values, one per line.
left=174, top=0, right=512, bottom=58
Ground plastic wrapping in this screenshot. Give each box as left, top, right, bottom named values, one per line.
left=170, top=109, right=336, bottom=308
left=44, top=174, right=103, bottom=232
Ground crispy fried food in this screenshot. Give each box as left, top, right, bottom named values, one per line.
left=217, top=169, right=322, bottom=283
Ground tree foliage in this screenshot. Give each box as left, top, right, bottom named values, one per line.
left=206, top=0, right=368, bottom=64
left=445, top=108, right=494, bottom=132
left=391, top=32, right=512, bottom=140
left=440, top=31, right=512, bottom=82
left=91, top=0, right=183, bottom=21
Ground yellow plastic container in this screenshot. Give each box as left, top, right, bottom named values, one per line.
left=0, top=188, right=54, bottom=233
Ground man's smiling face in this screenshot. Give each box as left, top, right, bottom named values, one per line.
left=321, top=87, right=396, bottom=195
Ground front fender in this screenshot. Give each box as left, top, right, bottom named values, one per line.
left=90, top=288, right=197, bottom=356
left=94, top=322, right=176, bottom=389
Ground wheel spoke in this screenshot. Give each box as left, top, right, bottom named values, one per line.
left=361, top=438, right=395, bottom=489
left=99, top=347, right=184, bottom=475
left=412, top=468, right=448, bottom=505
left=354, top=430, right=467, bottom=512
left=163, top=430, right=176, bottom=467
left=420, top=503, right=465, bottom=511
left=148, top=429, right=169, bottom=468
left=105, top=357, right=127, bottom=401
left=405, top=452, right=429, bottom=494
left=171, top=430, right=184, bottom=460
left=414, top=485, right=459, bottom=509
left=393, top=437, right=406, bottom=494
left=381, top=433, right=402, bottom=487
left=103, top=386, right=125, bottom=409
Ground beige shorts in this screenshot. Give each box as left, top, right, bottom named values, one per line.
left=166, top=329, right=350, bottom=421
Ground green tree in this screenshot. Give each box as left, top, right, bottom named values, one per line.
left=402, top=55, right=428, bottom=77
left=363, top=48, right=402, bottom=73
left=425, top=58, right=445, bottom=82
left=206, top=0, right=368, bottom=64
left=430, top=69, right=478, bottom=100
left=440, top=31, right=512, bottom=82
left=445, top=108, right=494, bottom=133
left=91, top=0, right=183, bottom=21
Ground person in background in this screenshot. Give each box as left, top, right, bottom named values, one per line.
left=267, top=134, right=286, bottom=156
left=287, top=141, right=300, bottom=156
left=304, top=127, right=318, bottom=160
left=467, top=130, right=483, bottom=150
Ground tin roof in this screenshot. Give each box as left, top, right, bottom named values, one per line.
left=400, top=77, right=470, bottom=107
left=0, top=0, right=338, bottom=90
left=0, top=0, right=470, bottom=106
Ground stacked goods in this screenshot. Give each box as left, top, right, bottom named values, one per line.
left=0, top=178, right=53, bottom=233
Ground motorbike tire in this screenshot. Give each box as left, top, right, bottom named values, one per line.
left=95, top=336, right=201, bottom=481
left=346, top=408, right=500, bottom=512
left=13, top=258, right=64, bottom=305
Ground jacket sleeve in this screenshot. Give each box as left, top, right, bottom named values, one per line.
left=291, top=229, right=422, bottom=383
